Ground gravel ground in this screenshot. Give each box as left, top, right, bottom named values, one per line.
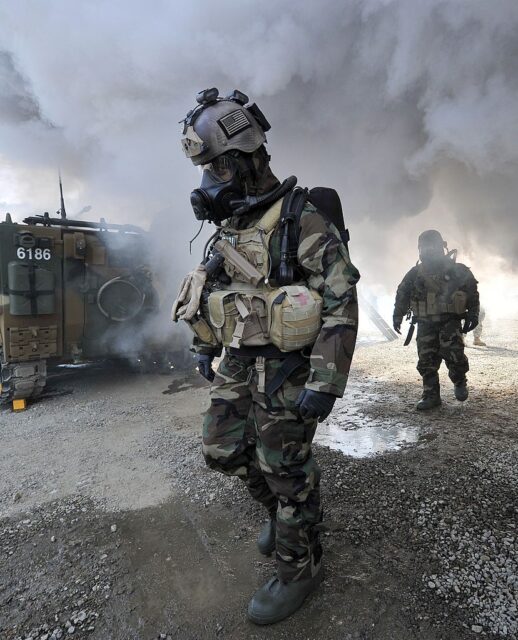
left=0, top=319, right=516, bottom=639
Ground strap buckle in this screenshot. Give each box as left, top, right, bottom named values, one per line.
left=255, top=356, right=266, bottom=394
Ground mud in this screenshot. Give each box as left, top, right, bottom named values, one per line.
left=1, top=320, right=517, bottom=639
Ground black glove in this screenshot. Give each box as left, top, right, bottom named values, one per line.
left=295, top=389, right=337, bottom=423
left=196, top=354, right=215, bottom=382
left=462, top=316, right=479, bottom=334
left=393, top=316, right=402, bottom=335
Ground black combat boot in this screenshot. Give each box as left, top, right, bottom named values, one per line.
left=416, top=393, right=442, bottom=410
left=247, top=569, right=323, bottom=625
left=257, top=517, right=276, bottom=556
left=454, top=379, right=469, bottom=401
left=417, top=375, right=441, bottom=410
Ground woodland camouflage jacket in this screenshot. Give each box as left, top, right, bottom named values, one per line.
left=194, top=201, right=360, bottom=397
left=393, top=259, right=479, bottom=322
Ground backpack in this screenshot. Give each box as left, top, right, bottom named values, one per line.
left=277, top=186, right=350, bottom=285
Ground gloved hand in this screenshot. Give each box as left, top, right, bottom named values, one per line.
left=462, top=315, right=479, bottom=334
left=393, top=316, right=402, bottom=335
left=171, top=265, right=208, bottom=322
left=197, top=354, right=215, bottom=382
left=295, top=389, right=337, bottom=423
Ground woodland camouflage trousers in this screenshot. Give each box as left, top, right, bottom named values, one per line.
left=202, top=353, right=322, bottom=582
left=416, top=317, right=469, bottom=395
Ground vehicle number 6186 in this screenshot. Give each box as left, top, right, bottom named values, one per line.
left=16, top=247, right=52, bottom=260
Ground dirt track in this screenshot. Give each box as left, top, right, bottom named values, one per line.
left=1, top=319, right=517, bottom=640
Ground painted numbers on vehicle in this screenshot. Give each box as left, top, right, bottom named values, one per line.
left=16, top=247, right=52, bottom=260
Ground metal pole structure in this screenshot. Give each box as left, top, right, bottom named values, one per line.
left=359, top=293, right=399, bottom=342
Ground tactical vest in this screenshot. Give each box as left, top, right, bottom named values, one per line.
left=193, top=197, right=323, bottom=352
left=410, top=264, right=468, bottom=319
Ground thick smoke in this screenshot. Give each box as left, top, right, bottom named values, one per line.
left=0, top=0, right=517, bottom=297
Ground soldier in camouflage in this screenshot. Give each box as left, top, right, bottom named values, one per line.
left=173, top=89, right=359, bottom=623
left=473, top=305, right=487, bottom=346
left=393, top=230, right=479, bottom=410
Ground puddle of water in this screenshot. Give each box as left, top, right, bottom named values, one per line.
left=315, top=422, right=420, bottom=458
left=57, top=362, right=95, bottom=369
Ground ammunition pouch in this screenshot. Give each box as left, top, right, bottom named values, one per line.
left=179, top=197, right=324, bottom=352
left=411, top=289, right=468, bottom=319
left=204, top=284, right=322, bottom=352
left=185, top=315, right=219, bottom=349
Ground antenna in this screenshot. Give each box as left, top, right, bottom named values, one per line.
left=59, top=171, right=67, bottom=219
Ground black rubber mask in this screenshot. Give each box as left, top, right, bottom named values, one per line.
left=419, top=245, right=446, bottom=268
left=190, top=155, right=244, bottom=224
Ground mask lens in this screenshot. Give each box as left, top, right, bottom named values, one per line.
left=202, top=155, right=236, bottom=183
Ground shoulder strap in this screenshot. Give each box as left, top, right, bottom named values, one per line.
left=277, top=187, right=308, bottom=286
left=256, top=198, right=283, bottom=234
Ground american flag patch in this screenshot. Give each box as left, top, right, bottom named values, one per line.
left=218, top=109, right=251, bottom=138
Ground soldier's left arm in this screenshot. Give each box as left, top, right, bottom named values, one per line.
left=297, top=205, right=360, bottom=397
left=463, top=267, right=480, bottom=317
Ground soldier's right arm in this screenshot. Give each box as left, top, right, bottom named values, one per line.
left=190, top=335, right=222, bottom=356
left=393, top=267, right=418, bottom=321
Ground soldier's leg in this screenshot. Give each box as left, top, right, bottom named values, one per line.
left=416, top=322, right=442, bottom=406
left=202, top=353, right=277, bottom=513
left=473, top=307, right=485, bottom=345
left=252, top=359, right=322, bottom=583
left=440, top=318, right=469, bottom=400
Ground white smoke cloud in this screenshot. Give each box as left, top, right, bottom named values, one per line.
left=0, top=0, right=517, bottom=298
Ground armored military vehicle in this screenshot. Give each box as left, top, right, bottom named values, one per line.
left=0, top=199, right=162, bottom=406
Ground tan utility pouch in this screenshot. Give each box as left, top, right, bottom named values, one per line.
left=450, top=290, right=468, bottom=315
left=268, top=286, right=322, bottom=351
left=207, top=285, right=322, bottom=352
left=412, top=289, right=468, bottom=317
left=186, top=316, right=220, bottom=348
left=207, top=290, right=270, bottom=348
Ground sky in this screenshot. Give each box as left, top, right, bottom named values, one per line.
left=1, top=0, right=517, bottom=316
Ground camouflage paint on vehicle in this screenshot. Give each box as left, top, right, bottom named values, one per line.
left=0, top=211, right=159, bottom=403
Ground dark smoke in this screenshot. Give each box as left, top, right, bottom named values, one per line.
left=0, top=0, right=517, bottom=290
left=0, top=51, right=45, bottom=124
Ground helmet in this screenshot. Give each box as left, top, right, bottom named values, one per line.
left=181, top=88, right=269, bottom=166
left=181, top=88, right=287, bottom=224
left=418, top=229, right=447, bottom=264
left=418, top=229, right=445, bottom=250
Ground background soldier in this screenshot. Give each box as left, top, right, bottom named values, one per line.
left=473, top=305, right=487, bottom=346
left=393, top=230, right=479, bottom=410
left=173, top=89, right=359, bottom=624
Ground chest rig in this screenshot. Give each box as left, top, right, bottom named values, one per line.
left=411, top=264, right=468, bottom=320
left=199, top=197, right=323, bottom=352
left=219, top=199, right=282, bottom=283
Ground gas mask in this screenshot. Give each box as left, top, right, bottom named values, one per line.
left=419, top=245, right=446, bottom=266
left=190, top=154, right=245, bottom=224
left=418, top=229, right=448, bottom=268
left=190, top=151, right=293, bottom=224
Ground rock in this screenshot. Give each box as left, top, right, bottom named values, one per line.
left=110, top=524, right=117, bottom=533
left=471, top=624, right=483, bottom=633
